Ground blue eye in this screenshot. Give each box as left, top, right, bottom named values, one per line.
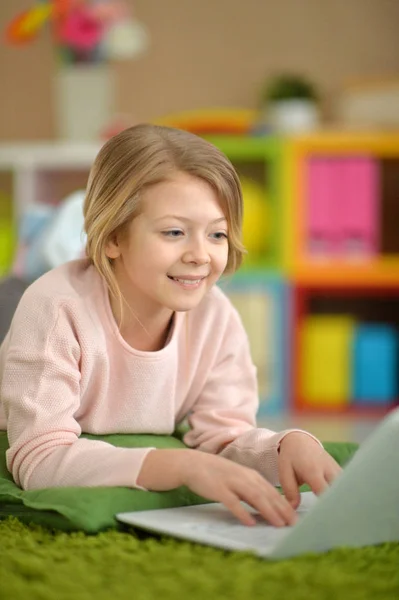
left=162, top=229, right=184, bottom=237
left=210, top=232, right=228, bottom=240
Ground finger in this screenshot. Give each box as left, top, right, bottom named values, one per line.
left=221, top=492, right=257, bottom=526
left=261, top=484, right=298, bottom=525
left=269, top=494, right=298, bottom=526
left=279, top=461, right=301, bottom=509
left=304, top=472, right=329, bottom=496
left=238, top=485, right=297, bottom=527
left=325, top=464, right=342, bottom=485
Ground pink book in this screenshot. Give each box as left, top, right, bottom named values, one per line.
left=306, top=158, right=339, bottom=257
left=336, top=158, right=379, bottom=258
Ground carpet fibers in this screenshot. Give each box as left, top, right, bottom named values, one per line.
left=1, top=517, right=398, bottom=600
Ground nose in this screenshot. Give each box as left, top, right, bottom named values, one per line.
left=182, top=236, right=211, bottom=265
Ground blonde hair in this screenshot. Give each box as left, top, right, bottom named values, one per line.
left=83, top=124, right=245, bottom=314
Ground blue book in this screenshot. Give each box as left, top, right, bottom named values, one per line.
left=353, top=324, right=398, bottom=404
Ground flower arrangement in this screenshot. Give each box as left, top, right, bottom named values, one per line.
left=5, top=0, right=148, bottom=64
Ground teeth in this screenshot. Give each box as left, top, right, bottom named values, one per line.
left=173, top=278, right=202, bottom=284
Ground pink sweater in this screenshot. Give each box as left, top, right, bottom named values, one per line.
left=0, top=260, right=316, bottom=491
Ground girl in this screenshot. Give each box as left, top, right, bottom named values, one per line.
left=0, top=125, right=340, bottom=527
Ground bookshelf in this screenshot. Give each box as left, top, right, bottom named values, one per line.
left=1, top=133, right=399, bottom=417
left=285, top=132, right=399, bottom=415
left=283, top=132, right=399, bottom=285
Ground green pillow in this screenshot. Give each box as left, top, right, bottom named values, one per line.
left=0, top=431, right=358, bottom=533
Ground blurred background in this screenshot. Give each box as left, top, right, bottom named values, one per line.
left=1, top=0, right=399, bottom=443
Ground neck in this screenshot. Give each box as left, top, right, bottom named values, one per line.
left=109, top=294, right=174, bottom=351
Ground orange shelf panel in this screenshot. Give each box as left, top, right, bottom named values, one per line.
left=290, top=259, right=399, bottom=286
left=289, top=131, right=399, bottom=156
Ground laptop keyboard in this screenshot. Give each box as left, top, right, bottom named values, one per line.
left=180, top=509, right=308, bottom=547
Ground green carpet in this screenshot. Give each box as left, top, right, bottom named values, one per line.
left=1, top=517, right=398, bottom=600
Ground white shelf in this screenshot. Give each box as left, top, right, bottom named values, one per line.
left=0, top=142, right=102, bottom=170
left=0, top=142, right=102, bottom=217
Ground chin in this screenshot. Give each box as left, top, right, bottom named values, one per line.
left=167, top=294, right=207, bottom=312
left=170, top=301, right=203, bottom=312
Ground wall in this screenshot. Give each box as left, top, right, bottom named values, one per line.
left=1, top=0, right=399, bottom=140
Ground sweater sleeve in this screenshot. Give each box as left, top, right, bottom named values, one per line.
left=1, top=293, right=154, bottom=491
left=183, top=304, right=321, bottom=485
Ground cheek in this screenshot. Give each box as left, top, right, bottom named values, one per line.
left=214, top=245, right=229, bottom=272
left=132, top=235, right=163, bottom=260
left=139, top=242, right=176, bottom=274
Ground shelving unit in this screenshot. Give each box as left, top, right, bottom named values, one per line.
left=0, top=137, right=286, bottom=415
left=283, top=132, right=399, bottom=285
left=220, top=273, right=288, bottom=416
left=205, top=136, right=283, bottom=271
left=0, top=143, right=100, bottom=216
left=204, top=137, right=287, bottom=415
left=0, top=143, right=100, bottom=276
left=285, top=132, right=399, bottom=415
left=204, top=137, right=289, bottom=414
left=1, top=133, right=399, bottom=417
left=292, top=284, right=399, bottom=415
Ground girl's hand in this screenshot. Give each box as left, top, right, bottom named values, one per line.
left=181, top=450, right=297, bottom=527
left=138, top=448, right=297, bottom=527
left=277, top=432, right=342, bottom=509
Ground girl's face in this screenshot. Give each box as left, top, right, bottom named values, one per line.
left=105, top=172, right=229, bottom=322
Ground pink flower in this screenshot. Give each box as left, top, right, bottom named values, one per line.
left=90, top=1, right=128, bottom=24
left=58, top=7, right=103, bottom=51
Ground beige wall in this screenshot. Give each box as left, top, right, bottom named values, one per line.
left=1, top=0, right=399, bottom=140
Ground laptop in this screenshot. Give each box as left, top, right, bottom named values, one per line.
left=116, top=407, right=399, bottom=560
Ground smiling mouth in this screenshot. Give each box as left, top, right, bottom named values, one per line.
left=167, top=275, right=207, bottom=285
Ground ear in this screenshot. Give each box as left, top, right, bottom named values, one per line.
left=105, top=233, right=121, bottom=259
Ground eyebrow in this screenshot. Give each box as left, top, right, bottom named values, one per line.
left=155, top=215, right=227, bottom=224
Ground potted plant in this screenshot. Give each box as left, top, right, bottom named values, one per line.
left=261, top=74, right=320, bottom=133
